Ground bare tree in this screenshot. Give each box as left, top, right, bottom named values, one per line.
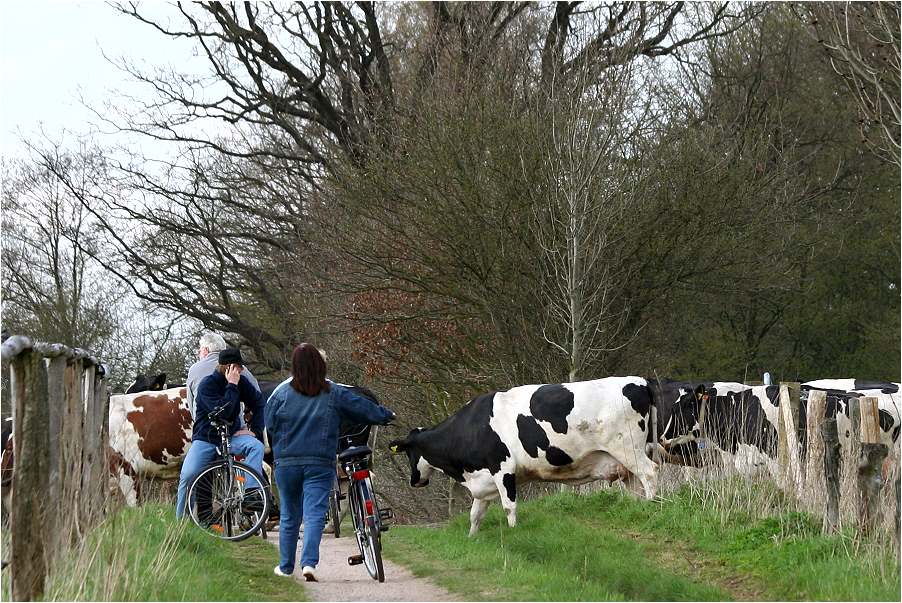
left=538, top=1, right=759, bottom=88
left=1, top=145, right=123, bottom=351
left=797, top=1, right=901, bottom=166
left=25, top=140, right=318, bottom=372
left=529, top=47, right=653, bottom=382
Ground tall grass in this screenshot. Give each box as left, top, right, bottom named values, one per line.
left=40, top=502, right=306, bottom=601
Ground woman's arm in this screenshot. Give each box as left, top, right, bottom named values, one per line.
left=334, top=385, right=395, bottom=425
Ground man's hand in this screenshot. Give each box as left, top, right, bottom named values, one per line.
left=226, top=364, right=241, bottom=385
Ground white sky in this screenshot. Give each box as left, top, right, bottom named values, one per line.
left=0, top=0, right=196, bottom=157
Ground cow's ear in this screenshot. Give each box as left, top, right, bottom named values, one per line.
left=154, top=374, right=167, bottom=388
left=388, top=439, right=407, bottom=454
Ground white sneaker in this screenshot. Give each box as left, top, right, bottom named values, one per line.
left=301, top=566, right=317, bottom=582
left=274, top=566, right=291, bottom=577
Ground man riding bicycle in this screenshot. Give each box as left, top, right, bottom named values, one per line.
left=176, top=347, right=266, bottom=518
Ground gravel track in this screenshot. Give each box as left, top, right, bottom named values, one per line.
left=266, top=529, right=458, bottom=602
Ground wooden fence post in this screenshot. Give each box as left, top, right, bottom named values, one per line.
left=81, top=364, right=98, bottom=525
left=777, top=383, right=803, bottom=496
left=66, top=357, right=85, bottom=538
left=93, top=367, right=110, bottom=513
left=858, top=396, right=882, bottom=445
left=45, top=355, right=67, bottom=557
left=804, top=389, right=827, bottom=510
left=822, top=418, right=841, bottom=533
left=857, top=396, right=888, bottom=536
left=10, top=350, right=50, bottom=602
left=837, top=397, right=860, bottom=524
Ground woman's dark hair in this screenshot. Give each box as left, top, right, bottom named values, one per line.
left=290, top=343, right=331, bottom=396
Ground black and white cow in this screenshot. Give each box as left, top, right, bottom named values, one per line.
left=800, top=380, right=900, bottom=452
left=651, top=378, right=901, bottom=476
left=389, top=377, right=658, bottom=536
left=649, top=380, right=781, bottom=476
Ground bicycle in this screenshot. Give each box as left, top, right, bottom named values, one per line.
left=337, top=425, right=393, bottom=582
left=184, top=406, right=272, bottom=541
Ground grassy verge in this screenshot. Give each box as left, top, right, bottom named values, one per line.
left=384, top=484, right=900, bottom=601
left=41, top=503, right=307, bottom=601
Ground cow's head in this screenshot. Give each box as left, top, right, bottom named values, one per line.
left=389, top=428, right=435, bottom=487
left=126, top=373, right=167, bottom=394
left=659, top=383, right=708, bottom=454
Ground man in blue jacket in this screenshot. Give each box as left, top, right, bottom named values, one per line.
left=176, top=347, right=266, bottom=518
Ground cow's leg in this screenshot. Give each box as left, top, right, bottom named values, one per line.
left=468, top=498, right=490, bottom=537
left=492, top=472, right=517, bottom=528
left=607, top=439, right=658, bottom=500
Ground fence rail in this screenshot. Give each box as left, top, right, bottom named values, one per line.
left=1, top=335, right=111, bottom=602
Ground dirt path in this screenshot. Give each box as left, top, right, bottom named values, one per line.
left=266, top=530, right=459, bottom=602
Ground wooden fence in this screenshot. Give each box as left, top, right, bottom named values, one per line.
left=776, top=383, right=900, bottom=544
left=1, top=335, right=111, bottom=602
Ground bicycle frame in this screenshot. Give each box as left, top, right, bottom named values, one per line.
left=213, top=421, right=241, bottom=496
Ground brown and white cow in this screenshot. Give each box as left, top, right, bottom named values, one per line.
left=108, top=380, right=281, bottom=505
left=108, top=387, right=193, bottom=481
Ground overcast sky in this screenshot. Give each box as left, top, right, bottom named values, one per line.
left=0, top=1, right=195, bottom=157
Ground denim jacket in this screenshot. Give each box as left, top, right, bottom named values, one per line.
left=264, top=379, right=394, bottom=467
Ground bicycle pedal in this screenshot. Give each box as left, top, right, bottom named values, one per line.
left=347, top=554, right=364, bottom=566
left=379, top=508, right=393, bottom=520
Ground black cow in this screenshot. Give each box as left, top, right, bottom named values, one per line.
left=125, top=374, right=167, bottom=394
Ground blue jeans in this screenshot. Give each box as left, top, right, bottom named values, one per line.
left=175, top=435, right=264, bottom=518
left=275, top=464, right=334, bottom=572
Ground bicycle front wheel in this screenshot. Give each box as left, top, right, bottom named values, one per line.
left=353, top=478, right=384, bottom=582
left=186, top=460, right=270, bottom=542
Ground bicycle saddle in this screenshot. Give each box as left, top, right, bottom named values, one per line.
left=338, top=445, right=372, bottom=461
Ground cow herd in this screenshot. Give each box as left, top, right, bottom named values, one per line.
left=389, top=377, right=900, bottom=535
left=2, top=372, right=898, bottom=538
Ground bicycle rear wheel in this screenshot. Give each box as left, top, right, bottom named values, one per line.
left=353, top=478, right=384, bottom=582
left=328, top=481, right=342, bottom=538
left=186, top=460, right=270, bottom=542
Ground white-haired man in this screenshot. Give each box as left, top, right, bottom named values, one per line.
left=187, top=332, right=261, bottom=420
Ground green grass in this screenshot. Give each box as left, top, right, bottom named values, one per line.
left=384, top=486, right=900, bottom=601
left=41, top=503, right=307, bottom=601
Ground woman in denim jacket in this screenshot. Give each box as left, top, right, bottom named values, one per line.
left=265, top=343, right=395, bottom=581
